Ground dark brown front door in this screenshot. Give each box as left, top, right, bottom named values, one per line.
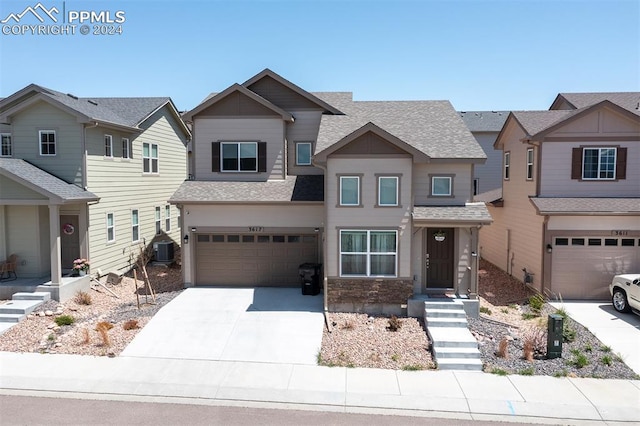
left=60, top=215, right=80, bottom=270
left=426, top=228, right=454, bottom=288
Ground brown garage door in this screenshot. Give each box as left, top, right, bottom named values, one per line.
left=550, top=236, right=640, bottom=299
left=195, top=234, right=318, bottom=286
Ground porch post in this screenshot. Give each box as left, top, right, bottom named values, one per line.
left=49, top=204, right=62, bottom=286
left=469, top=226, right=479, bottom=299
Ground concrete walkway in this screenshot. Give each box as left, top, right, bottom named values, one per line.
left=550, top=301, right=640, bottom=375
left=1, top=351, right=639, bottom=424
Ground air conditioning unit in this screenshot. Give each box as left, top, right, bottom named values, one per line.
left=155, top=241, right=174, bottom=263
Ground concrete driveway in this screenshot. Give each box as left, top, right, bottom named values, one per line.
left=550, top=301, right=640, bottom=375
left=121, top=287, right=324, bottom=365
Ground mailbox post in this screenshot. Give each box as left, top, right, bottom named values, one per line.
left=547, top=314, right=563, bottom=359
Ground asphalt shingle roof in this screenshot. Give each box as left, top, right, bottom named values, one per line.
left=530, top=197, right=640, bottom=214
left=557, top=92, right=640, bottom=116
left=170, top=175, right=324, bottom=203
left=412, top=203, right=493, bottom=223
left=0, top=158, right=99, bottom=202
left=316, top=100, right=486, bottom=159
left=510, top=110, right=575, bottom=136
left=474, top=188, right=502, bottom=203
left=459, top=111, right=509, bottom=132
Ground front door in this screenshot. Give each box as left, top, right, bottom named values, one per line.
left=60, top=215, right=80, bottom=270
left=426, top=228, right=454, bottom=288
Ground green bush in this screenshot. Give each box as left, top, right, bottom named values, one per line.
left=528, top=294, right=545, bottom=313
left=480, top=306, right=492, bottom=315
left=519, top=367, right=535, bottom=376
left=601, top=355, right=613, bottom=366
left=54, top=315, right=75, bottom=326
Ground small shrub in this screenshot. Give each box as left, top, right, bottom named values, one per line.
left=555, top=307, right=569, bottom=320
left=600, top=345, right=612, bottom=353
left=491, top=368, right=508, bottom=376
left=123, top=319, right=139, bottom=330
left=402, top=364, right=425, bottom=371
left=508, top=304, right=518, bottom=310
left=501, top=308, right=509, bottom=314
left=584, top=343, right=592, bottom=352
left=80, top=328, right=90, bottom=345
left=96, top=321, right=114, bottom=331
left=601, top=355, right=613, bottom=366
left=387, top=315, right=402, bottom=332
left=528, top=293, right=545, bottom=313
left=521, top=313, right=538, bottom=320
left=563, top=325, right=576, bottom=343
left=480, top=306, right=492, bottom=315
left=568, top=350, right=589, bottom=368
left=342, top=320, right=355, bottom=330
left=496, top=337, right=509, bottom=359
left=74, top=290, right=92, bottom=305
left=522, top=326, right=546, bottom=360
left=519, top=367, right=535, bottom=376
left=391, top=353, right=400, bottom=362
left=47, top=333, right=55, bottom=341
left=54, top=315, right=75, bottom=326
left=97, top=325, right=110, bottom=347
left=523, top=340, right=534, bottom=362
left=553, top=369, right=568, bottom=378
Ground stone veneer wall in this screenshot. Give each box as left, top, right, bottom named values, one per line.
left=327, top=278, right=413, bottom=314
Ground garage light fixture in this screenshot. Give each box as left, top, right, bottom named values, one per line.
left=191, top=227, right=197, bottom=232
left=184, top=234, right=189, bottom=244
left=546, top=243, right=552, bottom=253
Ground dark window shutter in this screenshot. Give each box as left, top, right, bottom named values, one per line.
left=616, top=147, right=627, bottom=180
left=212, top=142, right=220, bottom=172
left=571, top=147, right=582, bottom=180
left=258, top=142, right=267, bottom=173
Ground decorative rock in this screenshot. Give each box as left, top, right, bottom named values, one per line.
left=54, top=343, right=62, bottom=348
left=47, top=324, right=56, bottom=329
left=38, top=312, right=46, bottom=317
left=53, top=325, right=60, bottom=331
left=45, top=310, right=53, bottom=316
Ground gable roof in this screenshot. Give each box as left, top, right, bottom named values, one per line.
left=243, top=69, right=343, bottom=115
left=459, top=111, right=510, bottom=132
left=412, top=203, right=493, bottom=224
left=551, top=92, right=640, bottom=116
left=181, top=83, right=294, bottom=122
left=315, top=99, right=486, bottom=161
left=0, top=158, right=99, bottom=203
left=0, top=84, right=190, bottom=137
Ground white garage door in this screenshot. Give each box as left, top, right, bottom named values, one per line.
left=551, top=236, right=640, bottom=299
left=195, top=233, right=318, bottom=286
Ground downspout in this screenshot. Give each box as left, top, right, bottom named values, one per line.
left=314, top=160, right=330, bottom=331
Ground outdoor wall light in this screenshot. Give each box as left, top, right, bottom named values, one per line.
left=191, top=227, right=197, bottom=232
left=183, top=234, right=189, bottom=244
left=546, top=243, right=552, bottom=253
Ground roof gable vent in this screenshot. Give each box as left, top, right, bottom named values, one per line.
left=87, top=100, right=98, bottom=106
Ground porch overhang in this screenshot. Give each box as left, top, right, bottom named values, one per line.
left=412, top=203, right=493, bottom=227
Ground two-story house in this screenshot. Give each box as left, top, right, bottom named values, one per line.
left=0, top=84, right=190, bottom=300
left=170, top=69, right=492, bottom=315
left=478, top=93, right=640, bottom=299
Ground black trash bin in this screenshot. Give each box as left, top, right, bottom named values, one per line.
left=299, top=263, right=321, bottom=295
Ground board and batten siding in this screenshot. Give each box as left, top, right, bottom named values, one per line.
left=413, top=163, right=473, bottom=205
left=193, top=118, right=284, bottom=181
left=286, top=110, right=324, bottom=176
left=86, top=106, right=188, bottom=275
left=325, top=157, right=413, bottom=278
left=9, top=101, right=83, bottom=186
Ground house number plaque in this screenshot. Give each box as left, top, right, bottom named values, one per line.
left=248, top=226, right=264, bottom=232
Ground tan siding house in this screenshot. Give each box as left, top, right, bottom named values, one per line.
left=478, top=93, right=640, bottom=299
left=0, top=85, right=190, bottom=300
left=172, top=69, right=492, bottom=315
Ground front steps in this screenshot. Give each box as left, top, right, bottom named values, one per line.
left=0, top=292, right=50, bottom=335
left=424, top=299, right=483, bottom=371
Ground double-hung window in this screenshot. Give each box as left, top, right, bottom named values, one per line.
left=143, top=143, right=159, bottom=173
left=503, top=152, right=510, bottom=180
left=339, top=176, right=360, bottom=206
left=155, top=207, right=161, bottom=234
left=104, top=135, right=113, bottom=157
left=221, top=142, right=257, bottom=172
left=583, top=147, right=616, bottom=180
left=131, top=209, right=139, bottom=242
left=377, top=176, right=399, bottom=206
left=296, top=142, right=312, bottom=166
left=0, top=133, right=11, bottom=157
left=122, top=138, right=131, bottom=159
left=165, top=205, right=171, bottom=232
left=106, top=213, right=115, bottom=243
left=39, top=130, right=56, bottom=156
left=340, top=230, right=397, bottom=277
left=431, top=176, right=452, bottom=197
left=526, top=148, right=534, bottom=180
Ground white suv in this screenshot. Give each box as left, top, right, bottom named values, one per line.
left=610, top=274, right=640, bottom=314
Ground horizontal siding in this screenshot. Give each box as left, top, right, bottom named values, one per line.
left=9, top=101, right=83, bottom=185
left=86, top=106, right=188, bottom=275
left=548, top=215, right=640, bottom=231
left=413, top=163, right=472, bottom=205
left=286, top=110, right=323, bottom=176
left=471, top=132, right=502, bottom=193
left=184, top=204, right=324, bottom=228
left=193, top=118, right=284, bottom=181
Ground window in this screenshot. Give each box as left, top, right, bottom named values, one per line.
left=339, top=176, right=360, bottom=206
left=106, top=213, right=115, bottom=243
left=431, top=176, right=452, bottom=197
left=164, top=205, right=171, bottom=232
left=473, top=178, right=479, bottom=196
left=0, top=133, right=11, bottom=157
left=583, top=148, right=616, bottom=180
left=555, top=238, right=569, bottom=246
left=242, top=235, right=255, bottom=243
left=143, top=143, right=158, bottom=173
left=621, top=239, right=635, bottom=247
left=571, top=238, right=585, bottom=246
left=155, top=207, right=161, bottom=234
left=526, top=148, right=534, bottom=180
left=340, top=230, right=397, bottom=277
left=296, top=142, right=312, bottom=166
left=221, top=142, right=257, bottom=172
left=131, top=210, right=139, bottom=242
left=212, top=235, right=224, bottom=242
left=39, top=130, right=56, bottom=155
left=604, top=238, right=618, bottom=246
left=588, top=238, right=601, bottom=246
left=378, top=176, right=399, bottom=206
left=104, top=135, right=113, bottom=157
left=122, top=138, right=131, bottom=159
left=503, top=152, right=510, bottom=180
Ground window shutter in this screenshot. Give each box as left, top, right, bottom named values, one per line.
left=258, top=142, right=267, bottom=173
left=616, top=147, right=627, bottom=180
left=211, top=142, right=220, bottom=172
left=571, top=147, right=582, bottom=180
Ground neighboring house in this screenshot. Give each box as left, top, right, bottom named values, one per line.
left=477, top=92, right=640, bottom=299
left=0, top=84, right=190, bottom=300
left=171, top=69, right=492, bottom=314
left=459, top=111, right=509, bottom=195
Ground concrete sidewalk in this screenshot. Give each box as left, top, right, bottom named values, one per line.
left=1, top=351, right=638, bottom=424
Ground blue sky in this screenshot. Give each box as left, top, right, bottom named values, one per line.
left=0, top=0, right=638, bottom=111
